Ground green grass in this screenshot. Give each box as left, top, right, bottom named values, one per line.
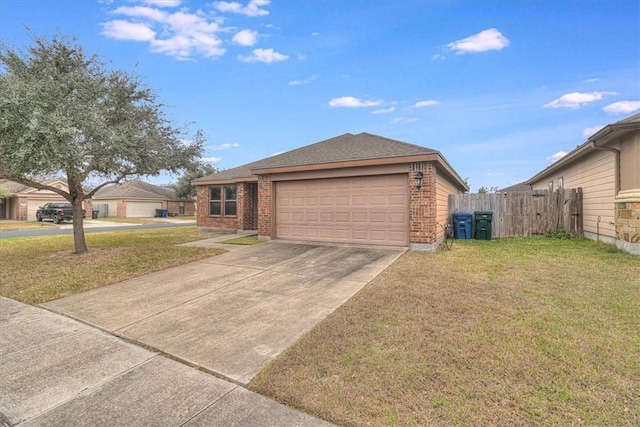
left=0, top=227, right=224, bottom=304
left=221, top=235, right=262, bottom=245
left=250, top=238, right=640, bottom=426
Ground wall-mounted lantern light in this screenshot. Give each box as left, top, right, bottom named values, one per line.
left=415, top=171, right=423, bottom=189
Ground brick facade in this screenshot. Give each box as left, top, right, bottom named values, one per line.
left=258, top=175, right=272, bottom=238
left=166, top=200, right=195, bottom=216
left=196, top=183, right=257, bottom=231
left=409, top=162, right=438, bottom=246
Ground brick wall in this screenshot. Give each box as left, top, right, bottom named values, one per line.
left=195, top=185, right=240, bottom=229
left=239, top=183, right=257, bottom=230
left=166, top=201, right=195, bottom=216
left=258, top=174, right=272, bottom=237
left=409, top=162, right=437, bottom=245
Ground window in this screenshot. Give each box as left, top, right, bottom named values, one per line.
left=548, top=181, right=553, bottom=192
left=557, top=177, right=564, bottom=190
left=209, top=185, right=237, bottom=216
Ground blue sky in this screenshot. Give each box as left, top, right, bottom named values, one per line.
left=1, top=0, right=638, bottom=191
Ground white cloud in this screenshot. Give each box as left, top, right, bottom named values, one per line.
left=232, top=29, right=258, bottom=46
left=211, top=143, right=240, bottom=150
left=270, top=151, right=285, bottom=157
left=391, top=117, right=418, bottom=124
left=603, top=100, right=640, bottom=114
left=583, top=125, right=604, bottom=138
left=201, top=156, right=222, bottom=163
left=432, top=54, right=445, bottom=61
left=214, top=0, right=270, bottom=17
left=143, top=0, right=181, bottom=7
left=447, top=28, right=510, bottom=54
left=486, top=172, right=504, bottom=177
left=102, top=6, right=226, bottom=59
left=583, top=77, right=599, bottom=83
left=543, top=91, right=617, bottom=109
left=546, top=151, right=567, bottom=163
left=240, top=48, right=288, bottom=63
left=328, top=96, right=383, bottom=108
left=410, top=100, right=439, bottom=108
left=311, top=32, right=320, bottom=36
left=288, top=74, right=318, bottom=86
left=101, top=20, right=156, bottom=41
left=372, top=106, right=395, bottom=114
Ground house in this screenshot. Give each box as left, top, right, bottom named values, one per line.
left=525, top=113, right=640, bottom=254
left=92, top=179, right=195, bottom=218
left=193, top=132, right=468, bottom=251
left=0, top=179, right=70, bottom=221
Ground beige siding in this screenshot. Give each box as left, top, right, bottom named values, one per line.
left=435, top=168, right=462, bottom=240
left=620, top=133, right=640, bottom=190
left=530, top=150, right=616, bottom=238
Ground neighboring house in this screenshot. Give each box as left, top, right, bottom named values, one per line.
left=92, top=179, right=195, bottom=218
left=0, top=179, right=70, bottom=221
left=498, top=182, right=531, bottom=192
left=193, top=132, right=468, bottom=251
left=525, top=113, right=640, bottom=254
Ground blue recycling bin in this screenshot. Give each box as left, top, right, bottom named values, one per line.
left=452, top=211, right=473, bottom=239
left=161, top=209, right=168, bottom=218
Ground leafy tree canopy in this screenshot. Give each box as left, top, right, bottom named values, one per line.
left=172, top=163, right=217, bottom=199
left=0, top=33, right=204, bottom=253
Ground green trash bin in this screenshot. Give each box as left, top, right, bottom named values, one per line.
left=474, top=211, right=493, bottom=240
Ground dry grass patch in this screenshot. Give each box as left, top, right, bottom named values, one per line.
left=0, top=221, right=56, bottom=231
left=251, top=238, right=640, bottom=426
left=222, top=235, right=262, bottom=245
left=0, top=227, right=224, bottom=304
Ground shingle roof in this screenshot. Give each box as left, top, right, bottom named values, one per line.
left=251, top=133, right=438, bottom=170
left=94, top=179, right=177, bottom=200
left=194, top=132, right=440, bottom=183
left=192, top=160, right=264, bottom=183
left=498, top=182, right=531, bottom=192
left=0, top=179, right=64, bottom=193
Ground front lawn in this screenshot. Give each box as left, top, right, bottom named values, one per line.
left=0, top=227, right=223, bottom=304
left=250, top=238, right=640, bottom=426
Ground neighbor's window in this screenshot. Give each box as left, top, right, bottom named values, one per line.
left=548, top=181, right=553, bottom=192
left=557, top=177, right=564, bottom=190
left=209, top=185, right=237, bottom=216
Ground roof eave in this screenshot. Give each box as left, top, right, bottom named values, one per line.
left=193, top=176, right=258, bottom=186
left=250, top=154, right=440, bottom=175
left=526, top=119, right=639, bottom=185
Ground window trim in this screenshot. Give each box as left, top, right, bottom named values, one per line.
left=209, top=185, right=237, bottom=217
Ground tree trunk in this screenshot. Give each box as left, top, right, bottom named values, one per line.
left=66, top=174, right=88, bottom=254
left=71, top=195, right=88, bottom=254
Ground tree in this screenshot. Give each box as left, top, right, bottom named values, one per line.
left=0, top=182, right=13, bottom=201
left=172, top=163, right=217, bottom=199
left=0, top=33, right=203, bottom=253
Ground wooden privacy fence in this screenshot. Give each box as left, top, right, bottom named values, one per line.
left=448, top=188, right=583, bottom=239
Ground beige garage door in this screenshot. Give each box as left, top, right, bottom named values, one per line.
left=126, top=201, right=162, bottom=217
left=276, top=175, right=409, bottom=246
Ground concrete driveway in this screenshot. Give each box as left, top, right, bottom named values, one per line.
left=43, top=241, right=405, bottom=386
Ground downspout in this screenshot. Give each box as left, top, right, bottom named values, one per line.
left=590, top=139, right=620, bottom=195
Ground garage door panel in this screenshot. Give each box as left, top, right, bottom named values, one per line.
left=276, top=175, right=408, bottom=246
left=126, top=201, right=162, bottom=218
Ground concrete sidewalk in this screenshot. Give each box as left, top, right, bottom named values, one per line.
left=0, top=297, right=333, bottom=426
